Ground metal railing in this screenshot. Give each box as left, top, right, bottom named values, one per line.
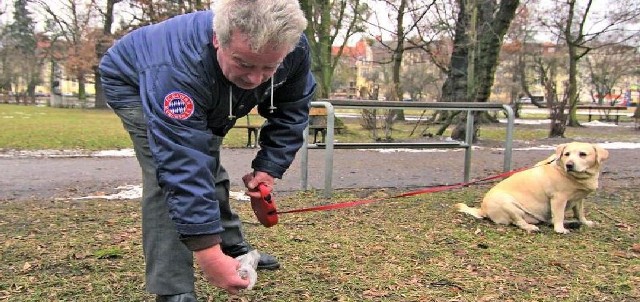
left=300, top=99, right=515, bottom=198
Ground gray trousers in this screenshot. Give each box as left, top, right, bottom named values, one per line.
left=113, top=106, right=246, bottom=295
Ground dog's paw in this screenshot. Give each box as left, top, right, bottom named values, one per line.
left=581, top=220, right=596, bottom=227
left=522, top=224, right=540, bottom=233
left=554, top=227, right=570, bottom=234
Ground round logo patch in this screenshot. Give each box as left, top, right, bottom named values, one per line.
left=163, top=91, right=194, bottom=120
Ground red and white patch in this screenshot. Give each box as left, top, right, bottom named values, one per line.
left=163, top=91, right=194, bottom=120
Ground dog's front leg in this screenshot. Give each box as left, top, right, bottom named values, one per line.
left=573, top=200, right=595, bottom=227
left=551, top=197, right=570, bottom=234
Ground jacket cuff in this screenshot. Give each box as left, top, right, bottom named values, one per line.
left=179, top=234, right=222, bottom=251
left=252, top=157, right=286, bottom=178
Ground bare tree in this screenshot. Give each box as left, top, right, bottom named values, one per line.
left=6, top=0, right=44, bottom=104
left=300, top=0, right=369, bottom=99
left=585, top=45, right=637, bottom=106
left=498, top=1, right=544, bottom=118
left=533, top=44, right=569, bottom=138
left=93, top=0, right=123, bottom=109
left=34, top=0, right=100, bottom=106
left=366, top=1, right=435, bottom=110
left=127, top=0, right=211, bottom=25
left=539, top=0, right=640, bottom=127
left=583, top=44, right=638, bottom=122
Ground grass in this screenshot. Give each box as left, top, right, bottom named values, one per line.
left=0, top=105, right=131, bottom=150
left=1, top=103, right=639, bottom=301
left=1, top=186, right=639, bottom=301
left=2, top=104, right=637, bottom=151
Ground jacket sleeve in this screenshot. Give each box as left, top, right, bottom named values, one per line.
left=139, top=64, right=224, bottom=249
left=252, top=36, right=317, bottom=178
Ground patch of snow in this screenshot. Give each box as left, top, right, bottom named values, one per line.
left=230, top=190, right=250, bottom=202
left=498, top=118, right=551, bottom=125
left=498, top=118, right=629, bottom=128
left=597, top=142, right=640, bottom=149
left=92, top=149, right=136, bottom=157
left=582, top=120, right=618, bottom=127
left=73, top=185, right=142, bottom=200
left=376, top=148, right=460, bottom=153
left=71, top=184, right=250, bottom=202
left=0, top=148, right=136, bottom=158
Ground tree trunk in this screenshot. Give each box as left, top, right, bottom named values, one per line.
left=437, top=0, right=469, bottom=137
left=94, top=0, right=120, bottom=109
left=449, top=0, right=519, bottom=142
left=472, top=0, right=519, bottom=103
left=567, top=45, right=580, bottom=126
left=441, top=0, right=470, bottom=105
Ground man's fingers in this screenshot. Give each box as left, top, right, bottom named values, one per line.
left=242, top=173, right=254, bottom=188
left=226, top=275, right=251, bottom=294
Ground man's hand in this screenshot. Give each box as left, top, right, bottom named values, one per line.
left=194, top=244, right=250, bottom=294
left=242, top=171, right=275, bottom=199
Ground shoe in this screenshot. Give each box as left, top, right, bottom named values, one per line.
left=222, top=242, right=281, bottom=270
left=156, top=292, right=197, bottom=302
left=256, top=252, right=280, bottom=270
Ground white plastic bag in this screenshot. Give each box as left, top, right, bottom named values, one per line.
left=236, top=249, right=260, bottom=290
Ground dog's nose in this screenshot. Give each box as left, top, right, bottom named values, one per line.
left=565, top=163, right=574, bottom=171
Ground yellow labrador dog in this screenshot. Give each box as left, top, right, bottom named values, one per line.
left=455, top=142, right=609, bottom=234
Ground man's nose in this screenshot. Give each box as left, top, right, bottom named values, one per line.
left=246, top=72, right=266, bottom=86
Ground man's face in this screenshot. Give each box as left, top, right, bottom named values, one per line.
left=214, top=31, right=289, bottom=90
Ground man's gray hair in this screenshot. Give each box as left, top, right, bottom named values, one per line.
left=213, top=0, right=308, bottom=52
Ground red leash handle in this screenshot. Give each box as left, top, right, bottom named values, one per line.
left=250, top=183, right=279, bottom=227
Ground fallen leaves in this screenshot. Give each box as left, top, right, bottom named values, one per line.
left=21, top=262, right=32, bottom=272
left=362, top=288, right=389, bottom=298
left=2, top=188, right=640, bottom=301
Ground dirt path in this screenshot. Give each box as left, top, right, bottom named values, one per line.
left=2, top=139, right=639, bottom=202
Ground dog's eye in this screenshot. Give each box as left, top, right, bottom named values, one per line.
left=563, top=152, right=570, bottom=157
left=579, top=152, right=587, bottom=157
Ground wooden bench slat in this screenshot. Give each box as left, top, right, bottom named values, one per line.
left=309, top=107, right=327, bottom=116
left=309, top=142, right=468, bottom=149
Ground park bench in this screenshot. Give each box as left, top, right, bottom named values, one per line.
left=308, top=107, right=344, bottom=143
left=575, top=105, right=629, bottom=125
left=232, top=107, right=345, bottom=147
left=233, top=108, right=262, bottom=148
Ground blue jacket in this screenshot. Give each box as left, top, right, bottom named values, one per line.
left=99, top=10, right=316, bottom=241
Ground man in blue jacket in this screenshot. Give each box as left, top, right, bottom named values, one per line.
left=99, top=0, right=315, bottom=299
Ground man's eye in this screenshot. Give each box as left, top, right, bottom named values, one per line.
left=235, top=60, right=252, bottom=68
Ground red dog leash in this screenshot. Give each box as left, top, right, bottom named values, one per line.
left=250, top=164, right=542, bottom=227
left=277, top=166, right=529, bottom=215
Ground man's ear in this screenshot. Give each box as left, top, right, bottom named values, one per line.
left=212, top=33, right=220, bottom=48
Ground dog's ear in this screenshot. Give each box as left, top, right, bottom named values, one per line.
left=555, top=143, right=567, bottom=158
left=552, top=144, right=567, bottom=166
left=593, top=144, right=609, bottom=163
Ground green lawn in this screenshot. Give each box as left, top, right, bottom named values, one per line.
left=0, top=104, right=262, bottom=150
left=0, top=105, right=131, bottom=150
left=2, top=104, right=635, bottom=151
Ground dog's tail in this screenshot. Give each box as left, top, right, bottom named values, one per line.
left=454, top=203, right=485, bottom=219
